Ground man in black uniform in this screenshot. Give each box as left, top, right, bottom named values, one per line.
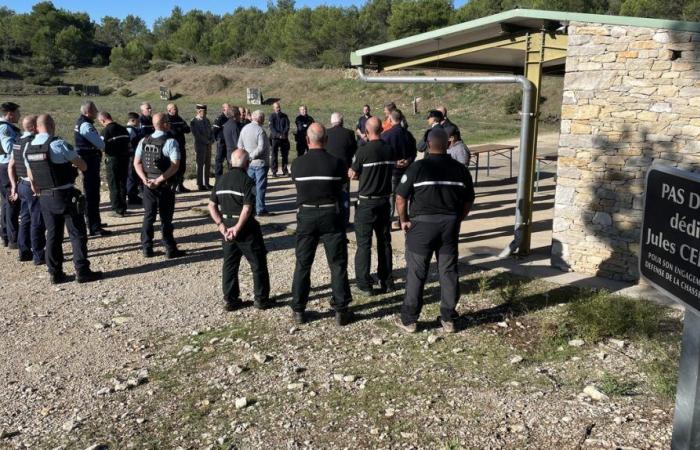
left=268, top=102, right=290, bottom=177
left=395, top=128, right=474, bottom=334
left=139, top=102, right=155, bottom=135
left=436, top=105, right=459, bottom=140
left=290, top=123, right=353, bottom=326
left=417, top=109, right=444, bottom=153
left=222, top=107, right=243, bottom=168
left=381, top=110, right=416, bottom=228
left=326, top=112, right=357, bottom=228
left=294, top=105, right=314, bottom=157
left=212, top=103, right=231, bottom=181
left=133, top=113, right=185, bottom=259
left=25, top=114, right=102, bottom=284
left=355, top=104, right=372, bottom=145
left=167, top=103, right=191, bottom=193
left=0, top=102, right=21, bottom=249
left=125, top=112, right=143, bottom=205
left=208, top=148, right=271, bottom=311
left=98, top=112, right=131, bottom=217
left=348, top=117, right=396, bottom=294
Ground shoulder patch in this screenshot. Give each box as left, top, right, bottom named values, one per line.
left=400, top=174, right=408, bottom=184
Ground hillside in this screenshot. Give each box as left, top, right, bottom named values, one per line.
left=2, top=63, right=563, bottom=146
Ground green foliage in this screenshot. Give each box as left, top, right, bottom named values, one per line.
left=388, top=0, right=452, bottom=39
left=559, top=290, right=667, bottom=342
left=642, top=341, right=680, bottom=399
left=599, top=372, right=637, bottom=396
left=109, top=39, right=151, bottom=80
left=100, top=86, right=115, bottom=96
left=503, top=91, right=548, bottom=115
left=118, top=87, right=134, bottom=97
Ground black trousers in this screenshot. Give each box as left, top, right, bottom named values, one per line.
left=126, top=155, right=142, bottom=202
left=0, top=163, right=19, bottom=245
left=222, top=218, right=270, bottom=303
left=39, top=188, right=90, bottom=275
left=401, top=215, right=461, bottom=325
left=354, top=197, right=393, bottom=289
left=270, top=138, right=290, bottom=174
left=141, top=183, right=176, bottom=251
left=296, top=139, right=308, bottom=157
left=78, top=151, right=103, bottom=232
left=214, top=140, right=227, bottom=180
left=291, top=206, right=351, bottom=312
left=17, top=179, right=45, bottom=263
left=105, top=155, right=129, bottom=214
left=176, top=147, right=187, bottom=188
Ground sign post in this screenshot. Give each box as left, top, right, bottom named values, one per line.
left=639, top=164, right=700, bottom=450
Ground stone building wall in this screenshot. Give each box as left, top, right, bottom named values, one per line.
left=552, top=21, right=700, bottom=281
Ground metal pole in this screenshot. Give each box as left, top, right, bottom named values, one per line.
left=355, top=67, right=534, bottom=257
left=672, top=308, right=700, bottom=449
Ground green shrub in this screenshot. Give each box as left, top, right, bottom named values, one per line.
left=599, top=372, right=637, bottom=397
left=205, top=74, right=229, bottom=95
left=118, top=87, right=133, bottom=97
left=100, top=87, right=115, bottom=96
left=150, top=60, right=170, bottom=72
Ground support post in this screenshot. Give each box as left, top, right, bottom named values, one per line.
left=518, top=30, right=545, bottom=256
left=672, top=309, right=700, bottom=449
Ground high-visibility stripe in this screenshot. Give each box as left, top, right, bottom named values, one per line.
left=216, top=190, right=244, bottom=196
left=362, top=161, right=395, bottom=167
left=294, top=176, right=342, bottom=181
left=413, top=181, right=465, bottom=188
left=107, top=135, right=130, bottom=142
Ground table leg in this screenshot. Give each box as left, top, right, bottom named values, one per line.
left=536, top=159, right=541, bottom=193
left=510, top=148, right=513, bottom=179
left=487, top=152, right=490, bottom=177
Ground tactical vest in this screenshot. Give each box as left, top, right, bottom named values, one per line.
left=141, top=135, right=171, bottom=179
left=12, top=134, right=35, bottom=179
left=74, top=115, right=98, bottom=153
left=0, top=122, right=20, bottom=156
left=25, top=138, right=78, bottom=191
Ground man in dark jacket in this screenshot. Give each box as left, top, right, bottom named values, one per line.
left=269, top=102, right=290, bottom=176
left=436, top=105, right=460, bottom=140
left=326, top=112, right=357, bottom=227
left=355, top=104, right=372, bottom=145
left=294, top=105, right=314, bottom=157
left=212, top=103, right=231, bottom=181
left=139, top=102, right=155, bottom=136
left=98, top=112, right=131, bottom=217
left=223, top=107, right=243, bottom=169
left=167, top=103, right=191, bottom=193
left=381, top=110, right=416, bottom=228
left=417, top=109, right=444, bottom=153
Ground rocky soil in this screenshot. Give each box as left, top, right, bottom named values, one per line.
left=0, top=178, right=678, bottom=449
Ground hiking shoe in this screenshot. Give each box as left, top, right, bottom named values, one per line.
left=143, top=247, right=154, bottom=258
left=393, top=316, right=417, bottom=334
left=50, top=272, right=68, bottom=285
left=224, top=298, right=243, bottom=312
left=335, top=310, right=355, bottom=327
left=76, top=270, right=103, bottom=284
left=166, top=248, right=186, bottom=259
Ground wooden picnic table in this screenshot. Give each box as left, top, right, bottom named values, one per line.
left=467, top=143, right=516, bottom=185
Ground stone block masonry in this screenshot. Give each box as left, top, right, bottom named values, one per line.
left=552, top=22, right=700, bottom=281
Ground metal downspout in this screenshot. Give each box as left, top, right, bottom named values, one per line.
left=355, top=67, right=534, bottom=257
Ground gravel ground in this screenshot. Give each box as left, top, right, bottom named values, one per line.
left=0, top=179, right=676, bottom=449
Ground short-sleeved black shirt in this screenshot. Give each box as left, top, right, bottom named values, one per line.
left=395, top=153, right=475, bottom=217
left=351, top=139, right=396, bottom=197
left=291, top=148, right=348, bottom=206
left=210, top=167, right=256, bottom=216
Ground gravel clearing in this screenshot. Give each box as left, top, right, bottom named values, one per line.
left=0, top=181, right=677, bottom=449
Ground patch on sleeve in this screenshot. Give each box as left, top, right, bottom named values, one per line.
left=400, top=174, right=408, bottom=184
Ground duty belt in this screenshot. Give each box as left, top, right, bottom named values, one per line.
left=300, top=203, right=336, bottom=208
left=359, top=194, right=390, bottom=199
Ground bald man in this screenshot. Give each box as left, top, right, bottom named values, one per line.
left=134, top=113, right=185, bottom=259
left=208, top=148, right=271, bottom=311
left=290, top=123, right=353, bottom=326
left=269, top=101, right=290, bottom=176
left=25, top=114, right=102, bottom=284
left=348, top=116, right=396, bottom=295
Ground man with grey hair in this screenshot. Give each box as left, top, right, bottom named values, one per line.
left=75, top=100, right=111, bottom=236
left=326, top=112, right=356, bottom=227
left=290, top=123, right=353, bottom=326
left=237, top=110, right=271, bottom=216
left=208, top=147, right=271, bottom=311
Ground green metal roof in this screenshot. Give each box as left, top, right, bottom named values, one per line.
left=350, top=9, right=700, bottom=71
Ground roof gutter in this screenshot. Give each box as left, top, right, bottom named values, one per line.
left=355, top=66, right=534, bottom=258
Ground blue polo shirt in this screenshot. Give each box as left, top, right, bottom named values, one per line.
left=0, top=120, right=18, bottom=165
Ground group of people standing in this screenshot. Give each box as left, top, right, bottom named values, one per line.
left=0, top=97, right=475, bottom=333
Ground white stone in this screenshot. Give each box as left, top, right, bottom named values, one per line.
left=583, top=385, right=609, bottom=401
left=650, top=103, right=672, bottom=113
left=234, top=397, right=248, bottom=409
left=568, top=339, right=585, bottom=347
left=510, top=356, right=523, bottom=364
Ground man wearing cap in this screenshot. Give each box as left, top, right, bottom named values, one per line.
left=212, top=103, right=231, bottom=181
left=348, top=116, right=396, bottom=295
left=417, top=110, right=444, bottom=153
left=208, top=148, right=271, bottom=312
left=25, top=114, right=103, bottom=284
left=190, top=104, right=213, bottom=191
left=0, top=102, right=21, bottom=248
left=394, top=128, right=475, bottom=334
left=290, top=123, right=353, bottom=327
left=166, top=103, right=191, bottom=193
left=9, top=114, right=44, bottom=263
left=133, top=113, right=186, bottom=259
left=269, top=102, right=290, bottom=177
left=75, top=100, right=111, bottom=237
